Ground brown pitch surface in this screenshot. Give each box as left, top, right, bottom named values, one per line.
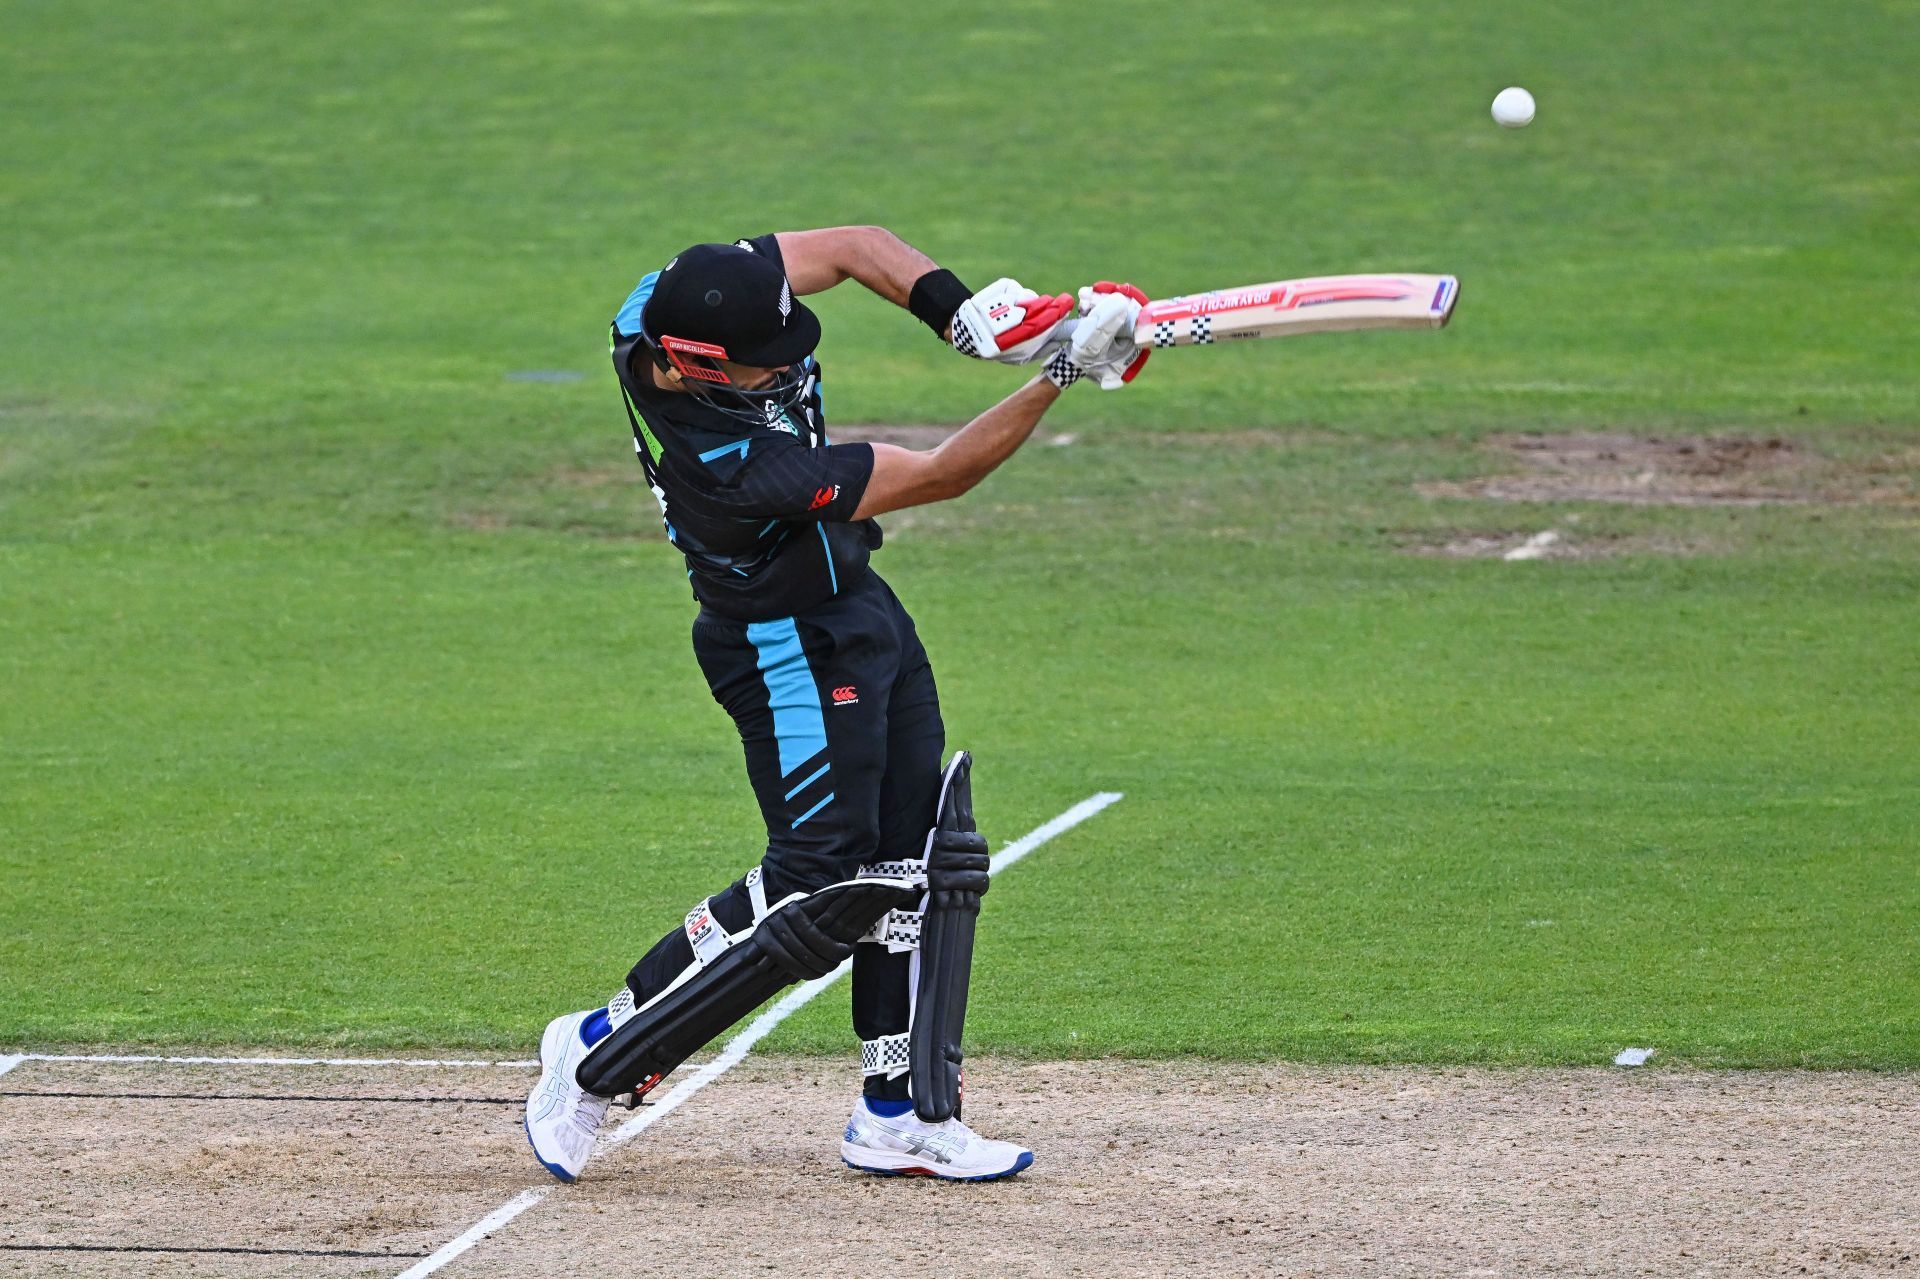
left=2, top=1056, right=1914, bottom=1277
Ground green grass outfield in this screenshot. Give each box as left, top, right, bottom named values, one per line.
left=2, top=1, right=1915, bottom=1067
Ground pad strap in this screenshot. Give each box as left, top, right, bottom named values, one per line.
left=683, top=898, right=733, bottom=966
left=745, top=865, right=769, bottom=922
left=859, top=858, right=927, bottom=882
left=684, top=867, right=772, bottom=968
left=861, top=908, right=924, bottom=951
left=861, top=1032, right=912, bottom=1079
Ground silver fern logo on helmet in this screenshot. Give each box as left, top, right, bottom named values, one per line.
left=778, top=279, right=792, bottom=323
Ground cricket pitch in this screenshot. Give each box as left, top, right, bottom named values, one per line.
left=2, top=1055, right=1915, bottom=1277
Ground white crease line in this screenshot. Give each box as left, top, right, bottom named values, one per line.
left=397, top=789, right=1123, bottom=1278
left=391, top=1188, right=550, bottom=1279
left=993, top=791, right=1122, bottom=874
left=3, top=1054, right=538, bottom=1069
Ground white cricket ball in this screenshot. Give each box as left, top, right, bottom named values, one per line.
left=1492, top=86, right=1535, bottom=129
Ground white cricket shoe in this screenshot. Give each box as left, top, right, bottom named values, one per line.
left=524, top=1009, right=613, bottom=1183
left=841, top=1097, right=1033, bottom=1181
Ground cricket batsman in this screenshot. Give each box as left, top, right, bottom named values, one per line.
left=524, top=227, right=1147, bottom=1183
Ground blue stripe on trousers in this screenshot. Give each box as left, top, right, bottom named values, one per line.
left=745, top=617, right=828, bottom=779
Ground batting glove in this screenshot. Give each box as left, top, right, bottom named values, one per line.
left=950, top=278, right=1076, bottom=365
left=1044, top=284, right=1148, bottom=390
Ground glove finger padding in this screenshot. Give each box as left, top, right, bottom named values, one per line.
left=1078, top=281, right=1152, bottom=386
left=1048, top=290, right=1144, bottom=390
left=757, top=899, right=857, bottom=980
left=951, top=278, right=1075, bottom=364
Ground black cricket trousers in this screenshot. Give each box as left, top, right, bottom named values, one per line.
left=625, top=569, right=943, bottom=1101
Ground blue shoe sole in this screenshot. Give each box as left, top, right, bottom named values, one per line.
left=524, top=1113, right=579, bottom=1184
left=842, top=1150, right=1033, bottom=1182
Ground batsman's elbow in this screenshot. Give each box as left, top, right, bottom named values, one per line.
left=853, top=444, right=972, bottom=519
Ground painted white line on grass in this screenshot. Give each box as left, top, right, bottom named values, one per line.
left=3, top=1054, right=538, bottom=1069
left=396, top=790, right=1122, bottom=1278
left=993, top=791, right=1122, bottom=874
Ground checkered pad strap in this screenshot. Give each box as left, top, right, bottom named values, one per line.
left=608, top=985, right=635, bottom=1023
left=857, top=859, right=927, bottom=951
left=861, top=1032, right=912, bottom=1079
left=860, top=859, right=927, bottom=883
left=861, top=907, right=923, bottom=951
left=682, top=867, right=771, bottom=969
left=683, top=898, right=733, bottom=967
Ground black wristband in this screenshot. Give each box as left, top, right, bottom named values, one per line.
left=907, top=268, right=973, bottom=339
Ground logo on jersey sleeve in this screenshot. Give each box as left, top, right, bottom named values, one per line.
left=809, top=485, right=839, bottom=511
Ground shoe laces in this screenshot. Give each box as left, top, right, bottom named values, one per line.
left=570, top=1088, right=612, bottom=1138
left=940, top=1116, right=981, bottom=1148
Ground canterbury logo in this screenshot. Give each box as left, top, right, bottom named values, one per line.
left=832, top=686, right=859, bottom=706
left=808, top=485, right=838, bottom=510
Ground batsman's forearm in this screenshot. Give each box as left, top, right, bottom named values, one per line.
left=851, top=376, right=1060, bottom=518
left=777, top=226, right=941, bottom=305
left=848, top=229, right=943, bottom=307
left=926, top=376, right=1061, bottom=492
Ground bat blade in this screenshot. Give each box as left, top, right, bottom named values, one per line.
left=1133, top=273, right=1458, bottom=347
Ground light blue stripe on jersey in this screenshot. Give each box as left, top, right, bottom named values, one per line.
left=697, top=439, right=751, bottom=463
left=615, top=271, right=660, bottom=336
left=746, top=618, right=827, bottom=778
left=816, top=523, right=838, bottom=595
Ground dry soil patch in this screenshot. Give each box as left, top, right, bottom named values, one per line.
left=1420, top=431, right=1920, bottom=507
left=4, top=1056, right=1915, bottom=1278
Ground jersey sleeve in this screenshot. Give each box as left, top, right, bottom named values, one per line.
left=736, top=233, right=785, bottom=268
left=706, top=437, right=874, bottom=523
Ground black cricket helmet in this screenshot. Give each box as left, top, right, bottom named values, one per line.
left=641, top=242, right=819, bottom=424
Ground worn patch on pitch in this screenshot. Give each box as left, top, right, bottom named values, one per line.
left=1420, top=432, right=1920, bottom=507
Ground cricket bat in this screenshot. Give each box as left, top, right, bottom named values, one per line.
left=1062, top=273, right=1459, bottom=348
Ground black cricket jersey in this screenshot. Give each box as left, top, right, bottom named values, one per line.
left=610, top=234, right=882, bottom=622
